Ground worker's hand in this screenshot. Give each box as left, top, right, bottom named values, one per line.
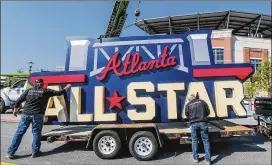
left=64, top=84, right=72, bottom=90
left=13, top=108, right=20, bottom=117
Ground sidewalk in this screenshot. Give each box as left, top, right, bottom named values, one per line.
left=0, top=114, right=20, bottom=123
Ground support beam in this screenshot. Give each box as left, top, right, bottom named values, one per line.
left=197, top=13, right=200, bottom=30
left=226, top=11, right=231, bottom=28
left=168, top=16, right=173, bottom=34
left=259, top=27, right=272, bottom=33
left=262, top=34, right=272, bottom=38
left=214, top=11, right=230, bottom=30
left=142, top=20, right=149, bottom=34
left=248, top=26, right=251, bottom=37
left=254, top=15, right=262, bottom=37
left=143, top=19, right=157, bottom=34
left=257, top=28, right=272, bottom=38
left=233, top=15, right=262, bottom=33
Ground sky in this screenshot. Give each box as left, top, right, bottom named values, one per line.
left=1, top=1, right=271, bottom=73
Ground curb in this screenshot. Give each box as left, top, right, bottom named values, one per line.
left=0, top=119, right=19, bottom=123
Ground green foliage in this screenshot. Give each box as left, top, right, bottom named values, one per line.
left=244, top=79, right=258, bottom=98
left=244, top=61, right=271, bottom=98
left=254, top=61, right=271, bottom=91
left=1, top=70, right=29, bottom=88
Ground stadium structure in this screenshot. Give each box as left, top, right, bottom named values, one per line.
left=135, top=10, right=271, bottom=71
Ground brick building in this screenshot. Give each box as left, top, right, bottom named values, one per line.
left=211, top=29, right=271, bottom=71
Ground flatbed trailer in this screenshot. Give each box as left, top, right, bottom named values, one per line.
left=28, top=30, right=256, bottom=161
left=41, top=120, right=254, bottom=160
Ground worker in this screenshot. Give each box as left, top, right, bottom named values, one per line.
left=6, top=79, right=71, bottom=159
left=185, top=93, right=211, bottom=165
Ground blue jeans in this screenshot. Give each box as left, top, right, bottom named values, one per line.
left=190, top=122, right=211, bottom=161
left=8, top=114, right=44, bottom=155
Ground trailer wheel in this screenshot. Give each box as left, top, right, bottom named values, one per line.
left=93, top=130, right=121, bottom=159
left=129, top=131, right=158, bottom=161
left=0, top=98, right=6, bottom=114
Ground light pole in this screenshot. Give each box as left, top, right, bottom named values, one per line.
left=28, top=62, right=34, bottom=74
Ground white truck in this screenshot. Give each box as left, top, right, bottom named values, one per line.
left=0, top=79, right=28, bottom=113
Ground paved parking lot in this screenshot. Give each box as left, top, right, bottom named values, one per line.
left=1, top=121, right=271, bottom=165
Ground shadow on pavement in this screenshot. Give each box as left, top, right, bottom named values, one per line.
left=10, top=154, right=32, bottom=160
left=32, top=134, right=268, bottom=162
left=211, top=134, right=268, bottom=164
left=154, top=140, right=190, bottom=160
left=40, top=142, right=88, bottom=157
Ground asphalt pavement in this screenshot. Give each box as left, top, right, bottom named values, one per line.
left=1, top=121, right=271, bottom=165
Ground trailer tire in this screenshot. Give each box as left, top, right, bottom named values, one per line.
left=129, top=131, right=158, bottom=161
left=93, top=130, right=122, bottom=159
left=0, top=98, right=6, bottom=114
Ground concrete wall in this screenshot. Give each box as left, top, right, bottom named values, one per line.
left=232, top=36, right=271, bottom=63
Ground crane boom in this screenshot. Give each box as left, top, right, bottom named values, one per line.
left=103, top=1, right=129, bottom=38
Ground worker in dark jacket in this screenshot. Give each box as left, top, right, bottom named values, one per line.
left=6, top=79, right=71, bottom=159
left=185, top=93, right=211, bottom=165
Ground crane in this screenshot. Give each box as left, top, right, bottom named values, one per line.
left=100, top=1, right=130, bottom=39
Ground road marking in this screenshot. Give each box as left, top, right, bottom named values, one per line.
left=0, top=119, right=19, bottom=123
left=1, top=162, right=19, bottom=165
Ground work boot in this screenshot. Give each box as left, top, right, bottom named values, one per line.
left=31, top=151, right=42, bottom=158
left=205, top=160, right=212, bottom=165
left=193, top=158, right=199, bottom=163
left=5, top=154, right=15, bottom=159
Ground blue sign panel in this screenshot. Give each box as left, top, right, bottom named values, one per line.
left=29, top=30, right=254, bottom=125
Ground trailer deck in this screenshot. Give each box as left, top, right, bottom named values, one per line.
left=42, top=120, right=254, bottom=144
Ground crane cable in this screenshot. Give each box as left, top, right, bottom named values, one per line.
left=135, top=1, right=141, bottom=22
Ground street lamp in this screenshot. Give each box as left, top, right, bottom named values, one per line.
left=28, top=61, right=34, bottom=74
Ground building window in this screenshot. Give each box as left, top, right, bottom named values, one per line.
left=213, top=48, right=224, bottom=64
left=250, top=58, right=262, bottom=71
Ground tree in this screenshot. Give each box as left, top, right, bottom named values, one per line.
left=244, top=61, right=271, bottom=98
left=254, top=61, right=271, bottom=91
left=244, top=78, right=258, bottom=98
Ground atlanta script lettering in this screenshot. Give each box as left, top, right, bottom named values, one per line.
left=96, top=46, right=177, bottom=81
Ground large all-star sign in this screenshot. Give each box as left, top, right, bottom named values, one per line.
left=29, top=30, right=254, bottom=124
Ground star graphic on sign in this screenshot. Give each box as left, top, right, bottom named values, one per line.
left=106, top=91, right=125, bottom=109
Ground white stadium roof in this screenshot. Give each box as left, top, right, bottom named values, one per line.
left=135, top=10, right=271, bottom=38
